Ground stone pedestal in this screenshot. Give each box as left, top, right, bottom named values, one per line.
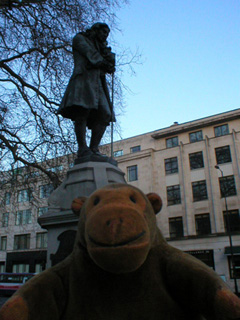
left=38, top=161, right=126, bottom=268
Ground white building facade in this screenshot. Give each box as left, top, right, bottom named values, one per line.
left=0, top=108, right=240, bottom=292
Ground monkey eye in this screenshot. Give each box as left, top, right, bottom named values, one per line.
left=129, top=195, right=136, bottom=203
left=93, top=196, right=100, bottom=206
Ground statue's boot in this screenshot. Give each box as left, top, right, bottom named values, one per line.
left=74, top=118, right=92, bottom=157
left=90, top=124, right=108, bottom=157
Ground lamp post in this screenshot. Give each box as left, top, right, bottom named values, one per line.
left=215, top=165, right=239, bottom=295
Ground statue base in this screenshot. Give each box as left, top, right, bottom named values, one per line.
left=38, top=161, right=126, bottom=268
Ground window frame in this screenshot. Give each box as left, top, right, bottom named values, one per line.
left=169, top=217, right=184, bottom=239
left=214, top=124, right=229, bottom=137
left=164, top=157, right=178, bottom=175
left=127, top=165, right=138, bottom=182
left=219, top=175, right=237, bottom=198
left=215, top=145, right=232, bottom=164
left=113, top=150, right=123, bottom=157
left=192, top=180, right=208, bottom=202
left=14, top=234, right=30, bottom=250
left=166, top=136, right=179, bottom=148
left=130, top=145, right=141, bottom=153
left=189, top=151, right=204, bottom=170
left=195, top=214, right=211, bottom=235
left=223, top=210, right=240, bottom=233
left=189, top=130, right=203, bottom=143
left=167, top=185, right=181, bottom=206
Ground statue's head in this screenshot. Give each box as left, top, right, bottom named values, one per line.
left=86, top=22, right=110, bottom=43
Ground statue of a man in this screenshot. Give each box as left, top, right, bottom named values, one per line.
left=58, top=23, right=115, bottom=158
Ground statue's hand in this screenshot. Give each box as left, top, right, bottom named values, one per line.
left=98, top=59, right=115, bottom=74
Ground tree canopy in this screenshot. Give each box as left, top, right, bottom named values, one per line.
left=0, top=0, right=131, bottom=186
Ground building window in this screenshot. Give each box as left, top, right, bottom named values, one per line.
left=15, top=210, right=32, bottom=226
left=167, top=185, right=181, bottom=206
left=0, top=236, right=7, bottom=251
left=189, top=151, right=204, bottom=170
left=0, top=263, right=5, bottom=273
left=130, top=145, right=141, bottom=153
left=12, top=264, right=30, bottom=273
left=189, top=130, right=203, bottom=143
left=17, top=189, right=32, bottom=203
left=192, top=180, right=208, bottom=202
left=35, top=263, right=45, bottom=273
left=2, top=213, right=9, bottom=227
left=185, top=250, right=215, bottom=269
left=5, top=192, right=11, bottom=205
left=195, top=214, right=211, bottom=235
left=38, top=207, right=48, bottom=217
left=223, top=210, right=240, bottom=233
left=215, top=146, right=232, bottom=164
left=114, top=150, right=123, bottom=157
left=39, top=184, right=54, bottom=199
left=127, top=165, right=138, bottom=182
left=166, top=136, right=178, bottom=148
left=219, top=175, right=237, bottom=198
left=14, top=234, right=30, bottom=250
left=214, top=124, right=229, bottom=137
left=228, top=256, right=240, bottom=279
left=169, top=217, right=184, bottom=239
left=165, top=157, right=178, bottom=174
left=36, top=233, right=48, bottom=249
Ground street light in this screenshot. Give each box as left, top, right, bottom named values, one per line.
left=215, top=165, right=239, bottom=295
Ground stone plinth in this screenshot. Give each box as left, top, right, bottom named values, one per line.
left=38, top=161, right=126, bottom=268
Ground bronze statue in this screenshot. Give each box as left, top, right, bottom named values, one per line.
left=58, top=23, right=115, bottom=158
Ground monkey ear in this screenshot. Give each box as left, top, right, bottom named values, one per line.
left=146, top=193, right=162, bottom=214
left=71, top=197, right=87, bottom=216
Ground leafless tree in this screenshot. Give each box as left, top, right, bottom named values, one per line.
left=0, top=0, right=138, bottom=188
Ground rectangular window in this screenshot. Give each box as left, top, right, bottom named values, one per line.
left=36, top=233, right=48, bottom=249
left=219, top=175, right=237, bottom=198
left=113, top=150, right=123, bottom=157
left=0, top=236, right=7, bottom=251
left=39, top=184, right=54, bottom=199
left=0, top=263, right=5, bottom=273
left=127, top=165, right=138, bottom=182
left=14, top=234, right=30, bottom=250
left=223, top=210, right=240, bottom=233
left=38, top=207, right=48, bottom=217
left=189, top=130, right=203, bottom=143
left=166, top=136, right=179, bottom=148
left=17, top=189, right=32, bottom=203
left=169, top=217, right=184, bottom=239
left=130, top=145, right=141, bottom=153
left=228, top=256, right=240, bottom=279
left=195, top=214, right=211, bottom=235
left=214, top=124, right=229, bottom=137
left=167, top=185, right=181, bottom=206
left=189, top=151, right=204, bottom=170
left=5, top=192, right=11, bottom=205
left=192, top=180, right=208, bottom=202
left=165, top=157, right=178, bottom=174
left=12, top=264, right=30, bottom=273
left=15, top=210, right=32, bottom=226
left=2, top=213, right=9, bottom=227
left=215, top=146, right=232, bottom=164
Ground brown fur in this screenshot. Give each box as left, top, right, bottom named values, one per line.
left=0, top=183, right=240, bottom=320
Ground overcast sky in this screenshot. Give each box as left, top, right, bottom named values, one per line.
left=111, top=0, right=240, bottom=140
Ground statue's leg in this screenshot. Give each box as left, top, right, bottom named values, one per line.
left=90, top=123, right=107, bottom=156
left=74, top=116, right=92, bottom=157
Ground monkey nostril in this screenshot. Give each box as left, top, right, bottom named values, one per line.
left=106, top=220, right=111, bottom=226
left=93, top=196, right=100, bottom=205
left=119, top=218, right=123, bottom=223
left=130, top=195, right=136, bottom=203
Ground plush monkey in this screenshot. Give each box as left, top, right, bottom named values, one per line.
left=1, top=183, right=240, bottom=320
